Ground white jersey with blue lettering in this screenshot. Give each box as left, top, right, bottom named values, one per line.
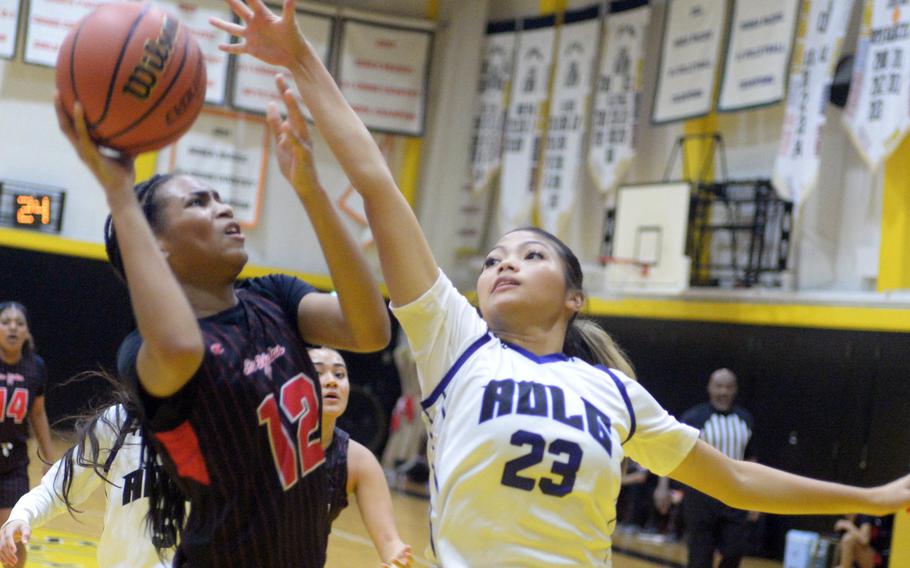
left=4, top=405, right=172, bottom=568
left=392, top=272, right=699, bottom=567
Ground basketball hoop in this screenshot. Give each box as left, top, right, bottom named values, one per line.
left=600, top=256, right=653, bottom=277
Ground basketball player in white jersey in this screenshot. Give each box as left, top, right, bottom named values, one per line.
left=0, top=404, right=173, bottom=568
left=214, top=1, right=910, bottom=565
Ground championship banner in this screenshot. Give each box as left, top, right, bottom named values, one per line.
left=652, top=0, right=726, bottom=123
left=153, top=0, right=232, bottom=105
left=718, top=0, right=800, bottom=111
left=588, top=0, right=650, bottom=194
left=0, top=0, right=21, bottom=60
left=538, top=6, right=601, bottom=237
left=159, top=108, right=269, bottom=227
left=24, top=0, right=118, bottom=67
left=468, top=20, right=518, bottom=194
left=337, top=19, right=433, bottom=136
left=499, top=15, right=555, bottom=232
left=232, top=7, right=333, bottom=114
left=843, top=0, right=910, bottom=169
left=773, top=0, right=853, bottom=204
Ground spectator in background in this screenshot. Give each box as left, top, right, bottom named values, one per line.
left=835, top=514, right=893, bottom=568
left=655, top=368, right=756, bottom=568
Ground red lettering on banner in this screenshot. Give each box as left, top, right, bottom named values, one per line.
left=376, top=38, right=396, bottom=48
left=354, top=59, right=414, bottom=74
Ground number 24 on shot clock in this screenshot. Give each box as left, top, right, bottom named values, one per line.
left=15, top=194, right=51, bottom=226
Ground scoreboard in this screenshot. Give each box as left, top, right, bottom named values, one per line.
left=0, top=181, right=65, bottom=233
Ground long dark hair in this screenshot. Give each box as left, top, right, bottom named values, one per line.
left=0, top=301, right=35, bottom=357
left=103, top=173, right=174, bottom=282
left=54, top=371, right=182, bottom=554
left=504, top=227, right=636, bottom=376
left=54, top=371, right=141, bottom=515
left=102, top=173, right=186, bottom=551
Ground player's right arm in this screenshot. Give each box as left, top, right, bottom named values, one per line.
left=0, top=408, right=119, bottom=565
left=211, top=0, right=438, bottom=308
left=54, top=98, right=203, bottom=397
left=347, top=440, right=412, bottom=566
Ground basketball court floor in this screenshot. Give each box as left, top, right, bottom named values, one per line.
left=19, top=441, right=783, bottom=568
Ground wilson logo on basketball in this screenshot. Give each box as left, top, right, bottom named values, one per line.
left=122, top=16, right=179, bottom=100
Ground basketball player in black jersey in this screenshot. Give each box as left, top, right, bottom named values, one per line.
left=0, top=302, right=54, bottom=568
left=53, top=72, right=390, bottom=566
left=310, top=347, right=412, bottom=567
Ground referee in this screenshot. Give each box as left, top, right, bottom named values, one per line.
left=658, top=368, right=756, bottom=568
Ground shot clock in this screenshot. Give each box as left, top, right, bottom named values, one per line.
left=0, top=181, right=65, bottom=233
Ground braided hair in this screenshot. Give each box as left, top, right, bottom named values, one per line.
left=101, top=173, right=186, bottom=552
left=103, top=173, right=175, bottom=282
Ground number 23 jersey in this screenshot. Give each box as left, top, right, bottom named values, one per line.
left=392, top=272, right=699, bottom=567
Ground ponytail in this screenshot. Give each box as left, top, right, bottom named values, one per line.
left=564, top=318, right=636, bottom=379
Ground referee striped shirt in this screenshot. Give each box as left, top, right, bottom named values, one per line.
left=682, top=402, right=754, bottom=461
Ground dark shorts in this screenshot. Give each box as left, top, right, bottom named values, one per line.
left=0, top=466, right=29, bottom=509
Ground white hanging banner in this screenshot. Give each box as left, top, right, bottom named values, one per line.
left=539, top=7, right=601, bottom=237
left=499, top=16, right=555, bottom=232
left=843, top=0, right=910, bottom=169
left=232, top=7, right=333, bottom=114
left=718, top=0, right=800, bottom=111
left=588, top=0, right=650, bottom=194
left=23, top=0, right=121, bottom=67
left=773, top=0, right=853, bottom=204
left=652, top=0, right=726, bottom=123
left=0, top=0, right=21, bottom=59
left=159, top=109, right=270, bottom=227
left=337, top=19, right=433, bottom=136
left=468, top=20, right=518, bottom=194
left=151, top=0, right=231, bottom=105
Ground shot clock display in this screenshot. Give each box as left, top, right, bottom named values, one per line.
left=0, top=181, right=65, bottom=233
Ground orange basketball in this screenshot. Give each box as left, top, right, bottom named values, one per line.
left=55, top=2, right=206, bottom=154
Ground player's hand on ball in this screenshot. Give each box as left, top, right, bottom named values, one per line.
left=0, top=520, right=29, bottom=566
left=211, top=0, right=309, bottom=68
left=54, top=94, right=135, bottom=199
left=266, top=74, right=320, bottom=197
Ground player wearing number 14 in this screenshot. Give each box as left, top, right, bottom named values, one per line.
left=0, top=302, right=54, bottom=568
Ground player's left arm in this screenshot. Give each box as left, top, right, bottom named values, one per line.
left=28, top=397, right=54, bottom=466
left=264, top=76, right=389, bottom=353
left=669, top=439, right=910, bottom=515
left=348, top=440, right=412, bottom=566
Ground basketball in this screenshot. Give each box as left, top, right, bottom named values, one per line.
left=55, top=2, right=206, bottom=154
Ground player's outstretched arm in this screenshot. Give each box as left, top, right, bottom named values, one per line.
left=0, top=409, right=118, bottom=566
left=54, top=99, right=202, bottom=397
left=348, top=440, right=412, bottom=567
left=670, top=439, right=910, bottom=516
left=266, top=77, right=389, bottom=352
left=211, top=0, right=438, bottom=307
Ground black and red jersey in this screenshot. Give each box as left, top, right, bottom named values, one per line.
left=0, top=354, right=46, bottom=473
left=325, top=427, right=350, bottom=524
left=118, top=275, right=330, bottom=567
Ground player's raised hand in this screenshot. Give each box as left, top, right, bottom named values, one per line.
left=0, top=520, right=29, bottom=567
left=266, top=74, right=320, bottom=198
left=54, top=94, right=135, bottom=199
left=211, top=0, right=310, bottom=69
